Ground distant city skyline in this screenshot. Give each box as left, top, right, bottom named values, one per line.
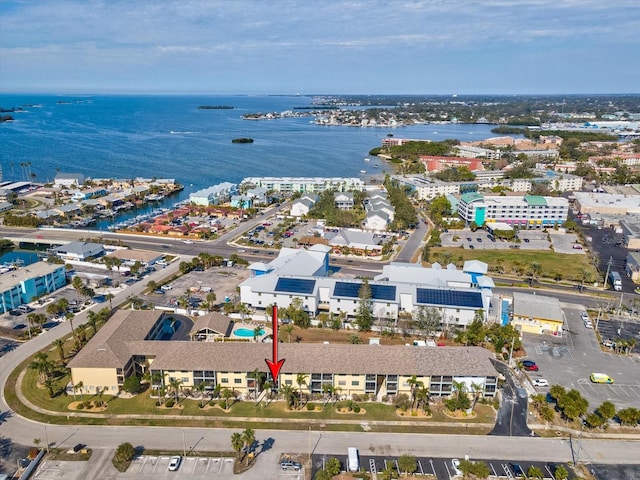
left=0, top=0, right=638, bottom=95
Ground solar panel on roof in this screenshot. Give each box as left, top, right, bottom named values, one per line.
left=333, top=282, right=396, bottom=301
left=333, top=282, right=361, bottom=298
left=370, top=284, right=396, bottom=301
left=275, top=278, right=316, bottom=294
left=416, top=288, right=483, bottom=308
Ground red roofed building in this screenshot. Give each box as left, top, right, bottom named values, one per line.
left=419, top=156, right=485, bottom=173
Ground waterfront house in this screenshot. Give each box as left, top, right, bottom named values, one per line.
left=51, top=241, right=105, bottom=262
left=54, top=173, right=85, bottom=188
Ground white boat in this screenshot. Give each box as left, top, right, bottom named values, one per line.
left=360, top=170, right=366, bottom=174
left=364, top=158, right=370, bottom=162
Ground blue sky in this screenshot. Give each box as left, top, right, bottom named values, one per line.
left=1, top=0, right=638, bottom=95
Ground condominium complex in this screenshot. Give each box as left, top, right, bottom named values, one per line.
left=68, top=309, right=499, bottom=400
left=240, top=246, right=494, bottom=325
left=457, top=193, right=569, bottom=228
left=0, top=262, right=67, bottom=313
left=241, top=177, right=365, bottom=194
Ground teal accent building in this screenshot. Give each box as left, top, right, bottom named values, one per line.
left=0, top=262, right=67, bottom=313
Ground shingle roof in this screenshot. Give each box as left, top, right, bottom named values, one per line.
left=190, top=312, right=234, bottom=337
left=150, top=343, right=497, bottom=377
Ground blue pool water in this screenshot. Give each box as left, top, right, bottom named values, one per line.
left=233, top=327, right=265, bottom=338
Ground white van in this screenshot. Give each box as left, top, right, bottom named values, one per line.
left=347, top=447, right=359, bottom=472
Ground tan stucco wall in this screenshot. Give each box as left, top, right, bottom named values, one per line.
left=70, top=367, right=119, bottom=396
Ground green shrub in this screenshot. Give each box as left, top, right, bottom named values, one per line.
left=307, top=403, right=315, bottom=411
left=208, top=400, right=216, bottom=407
left=353, top=405, right=361, bottom=413
left=77, top=403, right=84, bottom=410
left=220, top=400, right=227, bottom=409
left=165, top=399, right=175, bottom=408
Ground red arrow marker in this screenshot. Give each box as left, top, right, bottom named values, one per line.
left=265, top=304, right=285, bottom=382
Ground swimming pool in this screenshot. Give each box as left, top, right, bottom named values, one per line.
left=233, top=327, right=265, bottom=338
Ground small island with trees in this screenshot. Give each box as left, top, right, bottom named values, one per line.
left=232, top=138, right=254, bottom=144
left=197, top=105, right=235, bottom=110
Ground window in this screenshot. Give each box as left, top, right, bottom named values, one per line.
left=181, top=377, right=188, bottom=383
left=234, top=378, right=242, bottom=384
left=338, top=380, right=346, bottom=386
left=221, top=378, right=229, bottom=383
left=285, top=380, right=292, bottom=385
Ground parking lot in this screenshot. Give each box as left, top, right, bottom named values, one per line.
left=311, top=454, right=575, bottom=479
left=126, top=455, right=235, bottom=478
left=441, top=230, right=582, bottom=253
left=142, top=264, right=250, bottom=311
left=522, top=307, right=640, bottom=410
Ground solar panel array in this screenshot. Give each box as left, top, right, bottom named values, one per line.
left=333, top=282, right=396, bottom=301
left=275, top=277, right=316, bottom=294
left=416, top=288, right=483, bottom=308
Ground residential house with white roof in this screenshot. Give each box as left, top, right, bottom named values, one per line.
left=189, top=182, right=237, bottom=206
left=334, top=192, right=355, bottom=210
left=290, top=194, right=319, bottom=217
left=51, top=241, right=105, bottom=262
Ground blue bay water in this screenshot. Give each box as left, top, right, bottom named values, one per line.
left=1, top=94, right=500, bottom=196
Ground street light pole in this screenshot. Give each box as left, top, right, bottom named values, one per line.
left=44, top=424, right=50, bottom=453
left=182, top=429, right=186, bottom=457
left=308, top=426, right=311, bottom=462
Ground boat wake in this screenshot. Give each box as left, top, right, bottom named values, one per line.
left=170, top=130, right=198, bottom=134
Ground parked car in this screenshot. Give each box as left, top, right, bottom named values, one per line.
left=510, top=463, right=524, bottom=477
left=160, top=285, right=173, bottom=291
left=451, top=459, right=462, bottom=476
left=521, top=360, right=539, bottom=371
left=533, top=378, right=549, bottom=387
left=580, top=311, right=589, bottom=321
left=523, top=238, right=530, bottom=243
left=590, top=373, right=614, bottom=384
left=280, top=460, right=301, bottom=471
left=602, top=339, right=615, bottom=348
left=183, top=240, right=194, bottom=244
left=584, top=320, right=593, bottom=329
left=168, top=456, right=182, bottom=471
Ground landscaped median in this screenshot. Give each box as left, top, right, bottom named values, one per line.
left=5, top=351, right=496, bottom=434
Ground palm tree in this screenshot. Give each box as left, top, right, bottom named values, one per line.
left=72, top=276, right=84, bottom=303
left=241, top=428, right=255, bottom=464
left=150, top=372, right=163, bottom=400
left=407, top=375, right=423, bottom=412
left=86, top=311, right=98, bottom=336
left=279, top=384, right=298, bottom=410
left=296, top=373, right=309, bottom=402
left=415, top=386, right=430, bottom=413
left=105, top=293, right=115, bottom=311
left=221, top=387, right=234, bottom=409
left=43, top=376, right=56, bottom=398
left=169, top=378, right=182, bottom=403
left=470, top=382, right=483, bottom=411
left=76, top=380, right=85, bottom=401
left=231, top=432, right=244, bottom=460
left=29, top=352, right=54, bottom=384
left=247, top=369, right=266, bottom=405
left=194, top=382, right=207, bottom=407
left=528, top=262, right=542, bottom=285
left=52, top=338, right=65, bottom=364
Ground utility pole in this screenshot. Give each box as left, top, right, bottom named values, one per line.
left=603, top=256, right=613, bottom=289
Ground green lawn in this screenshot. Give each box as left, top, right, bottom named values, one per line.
left=16, top=362, right=496, bottom=427
left=429, top=247, right=597, bottom=282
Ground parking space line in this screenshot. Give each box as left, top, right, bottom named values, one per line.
left=489, top=462, right=499, bottom=477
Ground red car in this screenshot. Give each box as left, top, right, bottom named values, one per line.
left=522, top=360, right=539, bottom=371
